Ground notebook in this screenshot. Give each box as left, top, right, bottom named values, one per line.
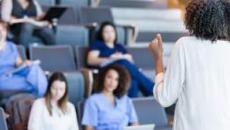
left=42, top=6, right=67, bottom=22
left=124, top=124, right=155, bottom=130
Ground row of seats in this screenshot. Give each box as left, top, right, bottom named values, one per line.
left=17, top=44, right=173, bottom=73
left=51, top=6, right=186, bottom=45
left=37, top=0, right=89, bottom=7
left=96, top=0, right=168, bottom=9
left=38, top=0, right=167, bottom=9
left=47, top=6, right=187, bottom=45
left=0, top=97, right=171, bottom=130
left=1, top=3, right=187, bottom=46
left=16, top=44, right=173, bottom=104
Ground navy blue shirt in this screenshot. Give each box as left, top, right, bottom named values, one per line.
left=89, top=41, right=128, bottom=58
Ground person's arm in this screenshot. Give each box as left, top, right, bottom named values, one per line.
left=69, top=103, right=79, bottom=130
left=82, top=98, right=98, bottom=130
left=127, top=97, right=139, bottom=126
left=1, top=0, right=25, bottom=24
left=122, top=54, right=134, bottom=63
left=33, top=0, right=45, bottom=20
left=149, top=34, right=164, bottom=74
left=1, top=0, right=44, bottom=26
left=149, top=34, right=186, bottom=107
left=28, top=100, right=43, bottom=130
left=87, top=50, right=112, bottom=66
left=85, top=126, right=94, bottom=130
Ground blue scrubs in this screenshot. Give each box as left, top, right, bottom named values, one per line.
left=0, top=41, right=47, bottom=97
left=89, top=41, right=154, bottom=97
left=82, top=93, right=138, bottom=130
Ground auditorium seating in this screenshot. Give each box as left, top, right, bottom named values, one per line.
left=95, top=0, right=168, bottom=9
left=29, top=45, right=76, bottom=72
left=133, top=97, right=172, bottom=130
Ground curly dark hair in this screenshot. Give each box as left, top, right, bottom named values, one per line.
left=223, top=0, right=230, bottom=40
left=96, top=21, right=118, bottom=43
left=185, top=0, right=228, bottom=41
left=94, top=65, right=131, bottom=98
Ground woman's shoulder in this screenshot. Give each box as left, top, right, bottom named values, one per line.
left=33, top=98, right=46, bottom=105
left=66, top=101, right=75, bottom=109
left=31, top=98, right=47, bottom=110
left=87, top=93, right=102, bottom=101
left=176, top=36, right=196, bottom=43
left=85, top=93, right=104, bottom=105
left=6, top=41, right=17, bottom=50
left=117, top=95, right=132, bottom=103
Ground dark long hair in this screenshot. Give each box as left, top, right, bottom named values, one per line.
left=96, top=21, right=118, bottom=44
left=44, top=72, right=69, bottom=116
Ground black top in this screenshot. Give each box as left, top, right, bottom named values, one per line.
left=11, top=0, right=37, bottom=18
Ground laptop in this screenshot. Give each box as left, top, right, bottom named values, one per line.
left=0, top=107, right=8, bottom=130
left=42, top=6, right=67, bottom=22
left=124, top=124, right=155, bottom=130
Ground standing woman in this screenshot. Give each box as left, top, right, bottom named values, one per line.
left=28, top=72, right=79, bottom=130
left=87, top=21, right=154, bottom=97
left=1, top=0, right=56, bottom=47
left=149, top=0, right=230, bottom=130
left=82, top=65, right=138, bottom=130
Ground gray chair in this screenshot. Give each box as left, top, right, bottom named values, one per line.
left=75, top=46, right=94, bottom=98
left=75, top=47, right=88, bottom=69
left=79, top=7, right=114, bottom=25
left=58, top=7, right=79, bottom=25
left=79, top=7, right=134, bottom=45
left=0, top=107, right=8, bottom=130
left=127, top=47, right=155, bottom=70
left=64, top=72, right=85, bottom=107
left=136, top=32, right=188, bottom=43
left=55, top=25, right=89, bottom=46
left=58, top=0, right=88, bottom=7
left=97, top=0, right=167, bottom=9
left=132, top=97, right=172, bottom=130
left=37, top=0, right=55, bottom=6
left=29, top=45, right=76, bottom=72
left=77, top=100, right=85, bottom=130
left=16, top=45, right=27, bottom=61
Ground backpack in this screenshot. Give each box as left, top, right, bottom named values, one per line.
left=4, top=93, right=36, bottom=130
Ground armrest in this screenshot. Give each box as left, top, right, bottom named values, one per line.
left=80, top=22, right=98, bottom=29
left=80, top=68, right=97, bottom=98
left=116, top=23, right=139, bottom=44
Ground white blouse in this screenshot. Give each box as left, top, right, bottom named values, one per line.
left=154, top=36, right=230, bottom=130
left=28, top=98, right=79, bottom=130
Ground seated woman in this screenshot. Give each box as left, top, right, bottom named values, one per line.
left=28, top=72, right=79, bottom=130
left=87, top=21, right=154, bottom=97
left=0, top=20, right=47, bottom=98
left=1, top=0, right=56, bottom=47
left=82, top=65, right=138, bottom=130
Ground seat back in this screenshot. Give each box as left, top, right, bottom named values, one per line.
left=133, top=97, right=168, bottom=126
left=29, top=45, right=76, bottom=72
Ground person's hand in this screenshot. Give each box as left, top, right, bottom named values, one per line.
left=32, top=21, right=49, bottom=27
left=123, top=54, right=134, bottom=63
left=25, top=18, right=49, bottom=27
left=24, top=60, right=32, bottom=66
left=4, top=112, right=9, bottom=119
left=148, top=34, right=164, bottom=60
left=110, top=52, right=124, bottom=60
